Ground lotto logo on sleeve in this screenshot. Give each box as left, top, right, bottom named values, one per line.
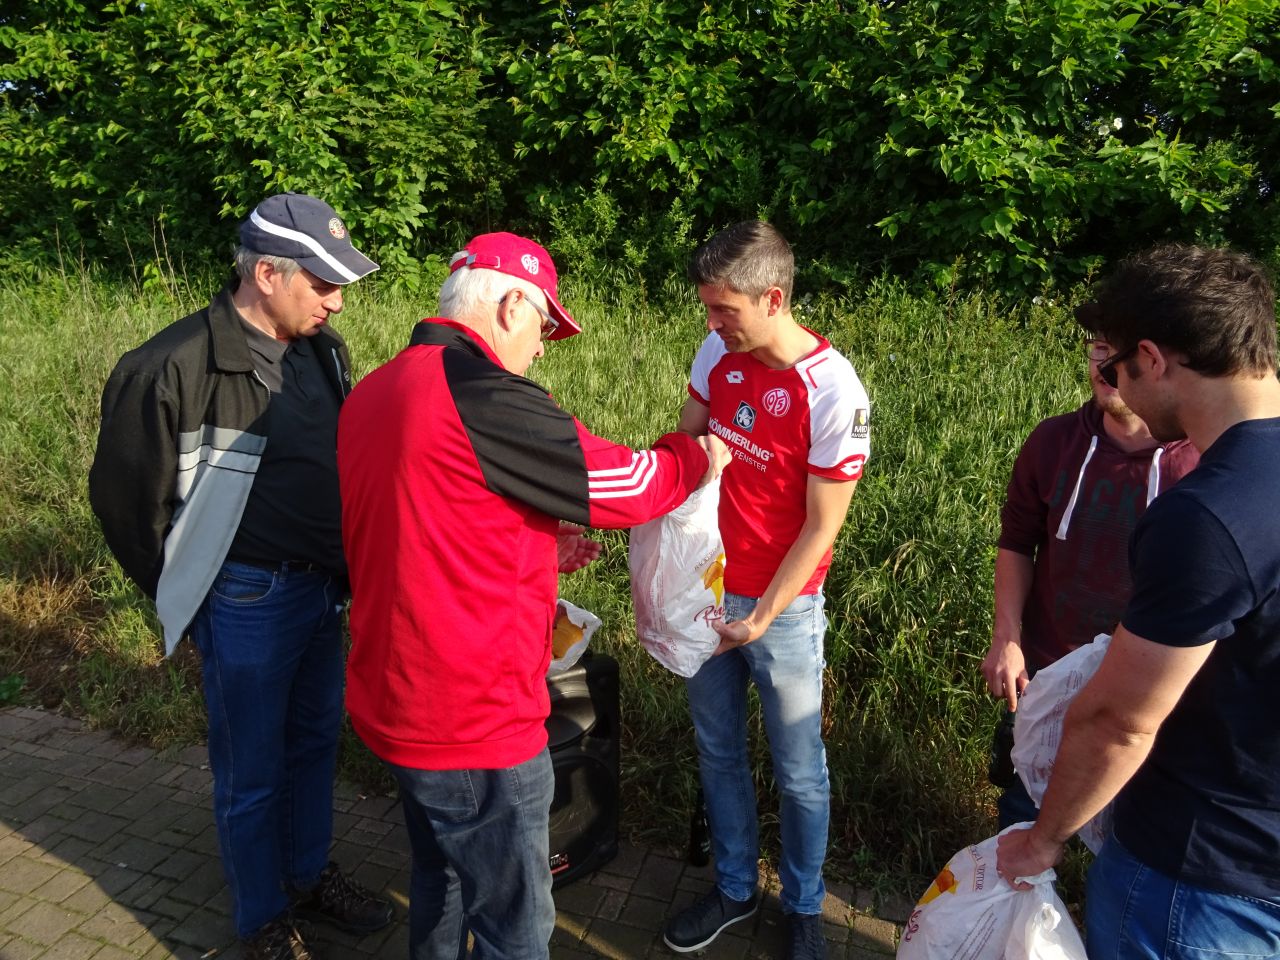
left=733, top=401, right=757, bottom=432
left=851, top=408, right=870, bottom=439
left=840, top=454, right=866, bottom=478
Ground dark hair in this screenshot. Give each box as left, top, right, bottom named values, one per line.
left=1076, top=244, right=1276, bottom=377
left=688, top=221, right=794, bottom=308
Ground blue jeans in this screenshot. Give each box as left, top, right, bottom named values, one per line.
left=997, top=775, right=1040, bottom=830
left=685, top=591, right=829, bottom=915
left=1086, top=833, right=1280, bottom=959
left=388, top=749, right=556, bottom=960
left=190, top=561, right=345, bottom=938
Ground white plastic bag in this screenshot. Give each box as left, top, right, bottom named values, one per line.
left=628, top=479, right=725, bottom=678
left=547, top=599, right=601, bottom=675
left=1011, top=633, right=1113, bottom=853
left=1008, top=892, right=1089, bottom=960
left=897, top=826, right=1086, bottom=960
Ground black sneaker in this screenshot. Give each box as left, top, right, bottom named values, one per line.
left=663, top=887, right=759, bottom=952
left=243, top=915, right=317, bottom=960
left=787, top=913, right=827, bottom=960
left=290, top=862, right=394, bottom=936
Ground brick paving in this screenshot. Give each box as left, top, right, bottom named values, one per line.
left=0, top=707, right=899, bottom=959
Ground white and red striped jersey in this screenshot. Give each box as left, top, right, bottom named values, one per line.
left=688, top=329, right=870, bottom=596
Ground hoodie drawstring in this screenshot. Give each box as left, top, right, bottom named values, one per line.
left=1056, top=438, right=1168, bottom=540
left=1146, top=446, right=1164, bottom=506
left=1055, top=435, right=1098, bottom=541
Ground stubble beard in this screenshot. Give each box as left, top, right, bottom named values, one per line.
left=1095, top=390, right=1135, bottom=421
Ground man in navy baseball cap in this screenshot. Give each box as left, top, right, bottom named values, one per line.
left=91, top=193, right=390, bottom=959
left=241, top=192, right=379, bottom=286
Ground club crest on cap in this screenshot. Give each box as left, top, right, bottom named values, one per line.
left=240, top=192, right=378, bottom=285
left=521, top=253, right=540, bottom=275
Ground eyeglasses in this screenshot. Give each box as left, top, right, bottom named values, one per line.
left=1084, top=338, right=1110, bottom=363
left=1097, top=344, right=1139, bottom=388
left=501, top=291, right=559, bottom=340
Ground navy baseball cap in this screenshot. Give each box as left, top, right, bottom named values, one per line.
left=239, top=193, right=379, bottom=285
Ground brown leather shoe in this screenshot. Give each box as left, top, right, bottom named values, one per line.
left=291, top=862, right=393, bottom=936
left=243, top=915, right=317, bottom=960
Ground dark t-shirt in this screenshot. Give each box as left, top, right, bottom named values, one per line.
left=228, top=324, right=345, bottom=575
left=1114, top=417, right=1280, bottom=899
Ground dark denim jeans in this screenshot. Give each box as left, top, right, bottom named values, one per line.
left=191, top=561, right=344, bottom=938
left=996, top=775, right=1040, bottom=830
left=1086, top=834, right=1280, bottom=959
left=990, top=706, right=1039, bottom=829
left=387, top=750, right=556, bottom=960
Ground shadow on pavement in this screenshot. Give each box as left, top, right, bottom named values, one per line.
left=0, top=706, right=899, bottom=958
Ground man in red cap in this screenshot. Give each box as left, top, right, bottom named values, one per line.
left=338, top=232, right=728, bottom=959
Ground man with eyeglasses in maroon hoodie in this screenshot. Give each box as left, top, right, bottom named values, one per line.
left=981, top=328, right=1198, bottom=827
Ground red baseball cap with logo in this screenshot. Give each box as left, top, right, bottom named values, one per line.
left=450, top=232, right=581, bottom=340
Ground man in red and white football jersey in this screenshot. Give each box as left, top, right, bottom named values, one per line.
left=661, top=222, right=870, bottom=960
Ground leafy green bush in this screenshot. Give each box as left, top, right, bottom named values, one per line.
left=0, top=0, right=503, bottom=281
left=6, top=0, right=1277, bottom=292
left=505, top=0, right=1279, bottom=289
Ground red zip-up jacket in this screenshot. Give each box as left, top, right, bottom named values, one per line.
left=338, top=320, right=708, bottom=770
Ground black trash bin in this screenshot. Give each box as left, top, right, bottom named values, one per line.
left=545, top=651, right=620, bottom=887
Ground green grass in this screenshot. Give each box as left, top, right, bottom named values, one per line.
left=0, top=265, right=1087, bottom=899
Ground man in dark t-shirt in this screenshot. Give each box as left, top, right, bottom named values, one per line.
left=996, top=245, right=1280, bottom=957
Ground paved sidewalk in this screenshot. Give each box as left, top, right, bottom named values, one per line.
left=0, top=706, right=900, bottom=959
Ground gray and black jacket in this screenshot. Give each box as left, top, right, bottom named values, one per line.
left=88, top=283, right=352, bottom=654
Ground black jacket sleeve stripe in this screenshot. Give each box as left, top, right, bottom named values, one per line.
left=444, top=349, right=592, bottom=526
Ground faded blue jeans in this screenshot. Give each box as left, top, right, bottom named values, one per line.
left=685, top=591, right=830, bottom=916
left=191, top=561, right=345, bottom=939
left=1086, top=833, right=1280, bottom=959
left=387, top=749, right=556, bottom=960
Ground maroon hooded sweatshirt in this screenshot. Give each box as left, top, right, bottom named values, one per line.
left=998, top=401, right=1199, bottom=669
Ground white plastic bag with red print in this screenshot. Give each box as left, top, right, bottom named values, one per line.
left=628, top=478, right=725, bottom=678
left=1011, top=633, right=1113, bottom=853
left=896, top=827, right=1086, bottom=960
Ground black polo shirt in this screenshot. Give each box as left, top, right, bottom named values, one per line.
left=227, top=321, right=346, bottom=576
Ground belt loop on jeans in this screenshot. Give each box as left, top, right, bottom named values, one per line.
left=227, top=557, right=327, bottom=575
left=279, top=560, right=326, bottom=574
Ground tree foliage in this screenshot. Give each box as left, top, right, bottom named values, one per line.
left=505, top=0, right=1279, bottom=289
left=2, top=0, right=1277, bottom=291
left=1, top=0, right=499, bottom=279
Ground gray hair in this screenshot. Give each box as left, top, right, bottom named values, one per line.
left=234, top=246, right=302, bottom=285
left=438, top=253, right=547, bottom=321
